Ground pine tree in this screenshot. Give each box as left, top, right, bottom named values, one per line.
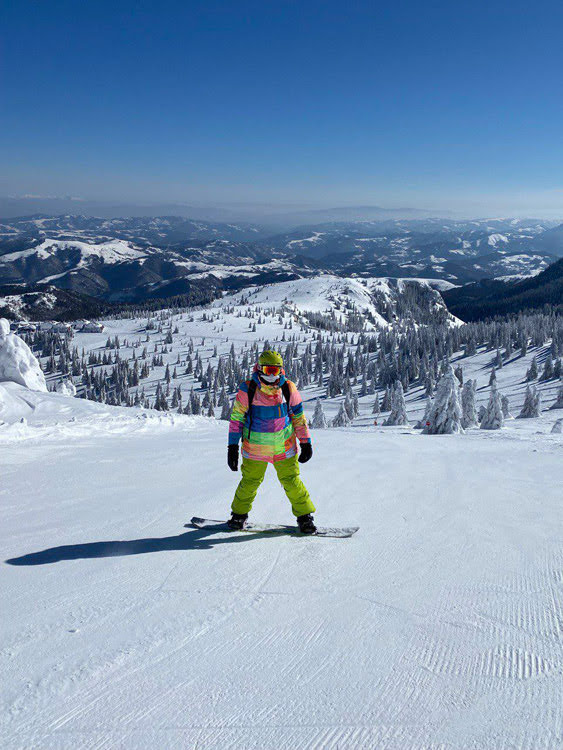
left=384, top=382, right=409, bottom=426
left=332, top=402, right=351, bottom=427
left=501, top=394, right=512, bottom=419
left=480, top=384, right=504, bottom=430
left=381, top=386, right=392, bottom=412
left=423, top=367, right=463, bottom=434
left=526, top=356, right=538, bottom=381
left=372, top=393, right=380, bottom=415
left=518, top=385, right=542, bottom=418
left=461, top=379, right=478, bottom=429
left=539, top=355, right=554, bottom=381
left=549, top=384, right=563, bottom=410
left=310, top=399, right=328, bottom=429
left=415, top=398, right=433, bottom=429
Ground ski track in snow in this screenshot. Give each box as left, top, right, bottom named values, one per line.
left=1, top=412, right=562, bottom=749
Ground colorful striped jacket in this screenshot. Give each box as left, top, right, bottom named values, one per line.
left=228, top=370, right=311, bottom=463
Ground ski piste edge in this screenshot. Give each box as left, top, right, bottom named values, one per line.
left=189, top=517, right=359, bottom=539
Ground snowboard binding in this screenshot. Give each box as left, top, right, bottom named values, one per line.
left=227, top=512, right=248, bottom=531
left=297, top=514, right=317, bottom=535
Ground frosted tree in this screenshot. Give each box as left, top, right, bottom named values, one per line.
left=381, top=386, right=392, bottom=412
left=352, top=393, right=359, bottom=417
left=526, top=356, right=538, bottom=381
left=539, top=355, right=554, bottom=381
left=310, top=399, right=328, bottom=429
left=480, top=384, right=504, bottom=430
left=332, top=402, right=351, bottom=427
left=551, top=418, right=563, bottom=434
left=501, top=394, right=512, bottom=419
left=344, top=394, right=355, bottom=421
left=518, top=385, right=542, bottom=418
left=423, top=367, right=463, bottom=434
left=415, top=398, right=433, bottom=429
left=372, top=393, right=380, bottom=415
left=384, top=381, right=409, bottom=426
left=489, top=367, right=497, bottom=386
left=549, top=384, right=563, bottom=410
left=461, top=379, right=478, bottom=429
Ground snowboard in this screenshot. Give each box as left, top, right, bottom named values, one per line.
left=189, top=517, right=359, bottom=539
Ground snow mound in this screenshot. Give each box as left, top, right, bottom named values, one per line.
left=0, top=318, right=47, bottom=392
left=55, top=379, right=77, bottom=397
left=0, top=381, right=215, bottom=443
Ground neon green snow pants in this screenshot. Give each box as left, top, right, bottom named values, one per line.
left=232, top=456, right=316, bottom=518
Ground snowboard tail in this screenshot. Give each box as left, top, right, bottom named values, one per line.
left=189, top=517, right=359, bottom=539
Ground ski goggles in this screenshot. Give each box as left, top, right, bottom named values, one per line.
left=260, top=365, right=282, bottom=376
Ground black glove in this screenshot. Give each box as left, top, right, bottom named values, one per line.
left=227, top=444, right=239, bottom=472
left=298, top=442, right=313, bottom=464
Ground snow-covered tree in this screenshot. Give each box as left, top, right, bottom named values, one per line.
left=56, top=379, right=77, bottom=397
left=372, top=393, right=380, bottom=415
left=539, top=355, right=554, bottom=381
left=384, top=381, right=409, bottom=426
left=332, top=402, right=351, bottom=427
left=551, top=418, right=562, bottom=434
left=343, top=394, right=355, bottom=421
left=461, top=379, right=478, bottom=429
left=415, top=398, right=432, bottom=429
left=480, top=384, right=504, bottom=430
left=526, top=356, right=538, bottom=381
left=423, top=367, right=463, bottom=434
left=501, top=394, right=512, bottom=419
left=518, top=385, right=542, bottom=418
left=381, top=386, right=392, bottom=412
left=550, top=384, right=563, bottom=410
left=310, top=399, right=328, bottom=429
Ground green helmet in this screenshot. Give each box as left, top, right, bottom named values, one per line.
left=258, top=349, right=283, bottom=368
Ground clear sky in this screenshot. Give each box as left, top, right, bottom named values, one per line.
left=2, top=0, right=563, bottom=214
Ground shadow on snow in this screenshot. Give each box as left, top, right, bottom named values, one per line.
left=5, top=526, right=273, bottom=566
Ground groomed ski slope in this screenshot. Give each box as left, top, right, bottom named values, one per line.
left=1, top=394, right=562, bottom=749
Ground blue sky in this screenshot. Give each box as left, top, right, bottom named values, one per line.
left=2, top=0, right=563, bottom=214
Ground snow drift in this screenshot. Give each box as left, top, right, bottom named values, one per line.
left=0, top=318, right=47, bottom=392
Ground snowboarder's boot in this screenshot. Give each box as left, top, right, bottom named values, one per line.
left=227, top=512, right=248, bottom=530
left=297, top=513, right=317, bottom=535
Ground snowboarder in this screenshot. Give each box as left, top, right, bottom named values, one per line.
left=227, top=350, right=316, bottom=534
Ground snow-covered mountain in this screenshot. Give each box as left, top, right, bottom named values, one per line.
left=0, top=216, right=559, bottom=312
left=213, top=275, right=461, bottom=328
left=0, top=237, right=302, bottom=304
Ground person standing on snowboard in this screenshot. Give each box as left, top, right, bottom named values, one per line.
left=227, top=350, right=316, bottom=534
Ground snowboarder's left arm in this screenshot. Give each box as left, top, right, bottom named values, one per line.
left=287, top=382, right=312, bottom=445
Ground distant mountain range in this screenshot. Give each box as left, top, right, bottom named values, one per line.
left=0, top=197, right=437, bottom=226
left=0, top=214, right=561, bottom=318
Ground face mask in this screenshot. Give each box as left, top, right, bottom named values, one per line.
left=260, top=372, right=279, bottom=384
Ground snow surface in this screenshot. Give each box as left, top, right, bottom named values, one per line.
left=1, top=385, right=562, bottom=749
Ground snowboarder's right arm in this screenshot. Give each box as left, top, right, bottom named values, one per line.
left=228, top=381, right=250, bottom=447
